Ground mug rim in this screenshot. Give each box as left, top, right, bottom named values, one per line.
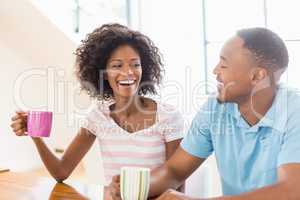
left=28, top=111, right=53, bottom=114
left=120, top=166, right=150, bottom=171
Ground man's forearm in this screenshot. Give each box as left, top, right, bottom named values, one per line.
left=149, top=165, right=184, bottom=198
left=148, top=147, right=205, bottom=199
left=207, top=183, right=295, bottom=200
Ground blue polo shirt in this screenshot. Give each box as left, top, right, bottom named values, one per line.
left=181, top=85, right=300, bottom=195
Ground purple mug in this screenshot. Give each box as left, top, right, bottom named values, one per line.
left=27, top=111, right=53, bottom=137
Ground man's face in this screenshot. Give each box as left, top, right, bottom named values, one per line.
left=213, top=36, right=256, bottom=103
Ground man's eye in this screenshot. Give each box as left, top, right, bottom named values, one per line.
left=221, top=65, right=227, bottom=68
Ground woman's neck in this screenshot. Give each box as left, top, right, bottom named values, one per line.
left=112, top=95, right=144, bottom=117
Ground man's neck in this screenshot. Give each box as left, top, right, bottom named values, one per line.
left=238, top=87, right=277, bottom=126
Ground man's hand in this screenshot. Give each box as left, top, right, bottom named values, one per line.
left=156, top=189, right=195, bottom=200
left=104, top=175, right=121, bottom=200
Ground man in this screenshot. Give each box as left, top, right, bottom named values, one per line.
left=110, top=28, right=300, bottom=200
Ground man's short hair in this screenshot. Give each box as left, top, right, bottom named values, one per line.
left=237, top=27, right=289, bottom=70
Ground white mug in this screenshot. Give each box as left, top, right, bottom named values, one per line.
left=120, top=167, right=150, bottom=200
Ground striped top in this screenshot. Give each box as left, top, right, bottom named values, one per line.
left=82, top=100, right=184, bottom=185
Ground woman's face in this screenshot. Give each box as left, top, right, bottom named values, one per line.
left=106, top=45, right=142, bottom=99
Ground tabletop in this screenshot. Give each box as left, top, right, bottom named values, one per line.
left=0, top=171, right=103, bottom=200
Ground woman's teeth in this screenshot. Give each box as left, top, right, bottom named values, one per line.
left=118, top=80, right=135, bottom=85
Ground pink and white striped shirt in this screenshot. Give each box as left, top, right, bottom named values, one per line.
left=82, top=100, right=184, bottom=185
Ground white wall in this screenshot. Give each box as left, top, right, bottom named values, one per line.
left=0, top=40, right=42, bottom=170
left=0, top=0, right=102, bottom=176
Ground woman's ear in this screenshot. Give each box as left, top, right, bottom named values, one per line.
left=103, top=72, right=108, bottom=80
left=100, top=68, right=108, bottom=80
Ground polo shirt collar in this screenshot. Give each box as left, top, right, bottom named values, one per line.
left=226, top=84, right=288, bottom=133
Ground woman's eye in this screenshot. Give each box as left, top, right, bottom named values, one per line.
left=221, top=65, right=227, bottom=68
left=112, top=64, right=122, bottom=68
left=134, top=63, right=141, bottom=67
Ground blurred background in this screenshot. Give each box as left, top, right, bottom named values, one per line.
left=1, top=0, right=299, bottom=198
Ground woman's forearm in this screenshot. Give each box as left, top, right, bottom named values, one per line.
left=31, top=129, right=96, bottom=182
left=31, top=137, right=68, bottom=182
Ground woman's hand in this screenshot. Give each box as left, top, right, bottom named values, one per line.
left=10, top=111, right=28, bottom=136
left=156, top=189, right=195, bottom=200
left=104, top=175, right=121, bottom=200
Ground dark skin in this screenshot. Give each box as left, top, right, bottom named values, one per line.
left=10, top=45, right=181, bottom=200
left=110, top=36, right=300, bottom=200
left=214, top=36, right=277, bottom=126
left=109, top=97, right=157, bottom=133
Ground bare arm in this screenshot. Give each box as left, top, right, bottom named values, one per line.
left=149, top=146, right=206, bottom=198
left=206, top=163, right=300, bottom=200
left=11, top=111, right=96, bottom=182
left=165, top=139, right=185, bottom=192
left=155, top=164, right=300, bottom=200
left=32, top=128, right=96, bottom=182
left=165, top=139, right=182, bottom=160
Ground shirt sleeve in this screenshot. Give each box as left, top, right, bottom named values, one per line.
left=81, top=103, right=104, bottom=137
left=162, top=108, right=185, bottom=142
left=277, top=111, right=300, bottom=166
left=180, top=98, right=214, bottom=159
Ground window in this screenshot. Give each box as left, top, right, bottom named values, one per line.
left=32, top=0, right=129, bottom=42
left=203, top=0, right=300, bottom=92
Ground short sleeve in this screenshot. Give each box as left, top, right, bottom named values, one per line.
left=81, top=103, right=105, bottom=137
left=277, top=111, right=300, bottom=166
left=163, top=109, right=185, bottom=142
left=158, top=104, right=184, bottom=143
left=180, top=98, right=214, bottom=159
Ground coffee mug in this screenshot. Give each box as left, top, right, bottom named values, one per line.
left=120, top=167, right=150, bottom=200
left=27, top=111, right=53, bottom=137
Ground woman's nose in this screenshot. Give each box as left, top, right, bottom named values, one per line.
left=126, top=67, right=134, bottom=75
left=122, top=65, right=134, bottom=76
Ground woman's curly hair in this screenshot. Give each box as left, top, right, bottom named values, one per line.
left=74, top=23, right=164, bottom=101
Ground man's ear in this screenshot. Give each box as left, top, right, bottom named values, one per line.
left=251, top=67, right=268, bottom=85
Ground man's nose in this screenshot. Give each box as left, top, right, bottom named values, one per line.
left=213, top=65, right=219, bottom=75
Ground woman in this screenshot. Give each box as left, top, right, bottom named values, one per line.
left=10, top=23, right=184, bottom=199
